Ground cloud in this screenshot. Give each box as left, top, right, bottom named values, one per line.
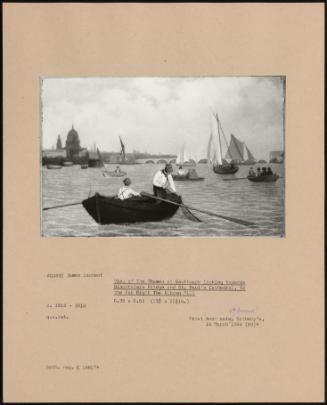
left=41, top=77, right=284, bottom=159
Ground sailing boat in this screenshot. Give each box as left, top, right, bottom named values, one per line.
left=175, top=145, right=196, bottom=167
left=115, top=136, right=138, bottom=165
left=210, top=113, right=239, bottom=174
left=225, top=134, right=256, bottom=165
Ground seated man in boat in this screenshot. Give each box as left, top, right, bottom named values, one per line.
left=248, top=167, right=256, bottom=177
left=178, top=165, right=188, bottom=176
left=267, top=167, right=273, bottom=175
left=118, top=178, right=140, bottom=200
left=262, top=167, right=267, bottom=176
left=257, top=167, right=262, bottom=176
left=153, top=163, right=177, bottom=198
left=114, top=165, right=121, bottom=173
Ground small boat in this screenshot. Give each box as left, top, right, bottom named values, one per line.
left=102, top=163, right=126, bottom=177
left=175, top=146, right=196, bottom=167
left=47, top=164, right=62, bottom=169
left=210, top=113, right=239, bottom=175
left=102, top=171, right=126, bottom=178
left=247, top=174, right=279, bottom=182
left=82, top=192, right=181, bottom=224
left=172, top=169, right=204, bottom=181
left=173, top=174, right=204, bottom=181
left=81, top=164, right=88, bottom=169
left=213, top=163, right=238, bottom=174
left=62, top=161, right=74, bottom=166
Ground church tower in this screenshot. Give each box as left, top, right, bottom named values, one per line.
left=56, top=135, right=62, bottom=150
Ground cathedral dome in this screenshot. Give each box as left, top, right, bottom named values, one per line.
left=65, top=125, right=81, bottom=160
left=65, top=125, right=81, bottom=150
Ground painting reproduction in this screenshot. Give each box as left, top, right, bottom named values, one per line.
left=41, top=77, right=285, bottom=237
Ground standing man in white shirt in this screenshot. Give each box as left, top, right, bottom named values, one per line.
left=152, top=163, right=177, bottom=198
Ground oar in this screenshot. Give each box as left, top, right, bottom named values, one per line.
left=180, top=203, right=202, bottom=222
left=141, top=192, right=256, bottom=227
left=43, top=201, right=82, bottom=211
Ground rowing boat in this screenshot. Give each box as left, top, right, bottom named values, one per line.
left=102, top=171, right=126, bottom=178
left=172, top=173, right=204, bottom=181
left=247, top=174, right=279, bottom=182
left=47, top=165, right=62, bottom=169
left=82, top=192, right=181, bottom=224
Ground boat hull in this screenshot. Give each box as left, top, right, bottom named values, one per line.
left=102, top=171, right=126, bottom=177
left=82, top=193, right=181, bottom=224
left=47, top=165, right=62, bottom=169
left=172, top=174, right=204, bottom=181
left=247, top=174, right=279, bottom=182
left=213, top=164, right=239, bottom=174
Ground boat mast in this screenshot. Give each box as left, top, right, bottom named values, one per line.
left=218, top=118, right=230, bottom=151
left=213, top=113, right=223, bottom=164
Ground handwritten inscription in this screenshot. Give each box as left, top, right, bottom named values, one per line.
left=46, top=364, right=100, bottom=371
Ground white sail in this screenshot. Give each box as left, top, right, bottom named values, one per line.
left=243, top=143, right=249, bottom=161
left=183, top=150, right=189, bottom=163
left=176, top=145, right=194, bottom=165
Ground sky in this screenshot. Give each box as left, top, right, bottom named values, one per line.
left=41, top=76, right=284, bottom=161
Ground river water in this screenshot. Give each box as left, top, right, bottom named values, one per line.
left=41, top=163, right=284, bottom=237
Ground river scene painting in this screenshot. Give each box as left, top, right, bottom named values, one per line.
left=41, top=77, right=285, bottom=237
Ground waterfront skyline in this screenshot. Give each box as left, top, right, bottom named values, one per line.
left=41, top=77, right=284, bottom=161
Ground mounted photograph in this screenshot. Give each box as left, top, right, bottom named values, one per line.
left=41, top=76, right=285, bottom=237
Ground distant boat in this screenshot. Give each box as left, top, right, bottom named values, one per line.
left=172, top=167, right=204, bottom=181
left=210, top=113, right=239, bottom=174
left=175, top=146, right=196, bottom=167
left=225, top=134, right=256, bottom=165
left=247, top=174, right=279, bottom=183
left=145, top=160, right=155, bottom=164
left=102, top=171, right=126, bottom=178
left=258, top=159, right=267, bottom=164
left=102, top=159, right=126, bottom=177
left=62, top=161, right=74, bottom=166
left=269, top=151, right=284, bottom=164
left=81, top=164, right=88, bottom=169
left=157, top=159, right=167, bottom=164
left=115, top=136, right=139, bottom=165
left=269, top=158, right=283, bottom=164
left=102, top=164, right=126, bottom=177
left=82, top=192, right=181, bottom=224
left=198, top=158, right=208, bottom=164
left=47, top=164, right=62, bottom=170
left=172, top=173, right=204, bottom=181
